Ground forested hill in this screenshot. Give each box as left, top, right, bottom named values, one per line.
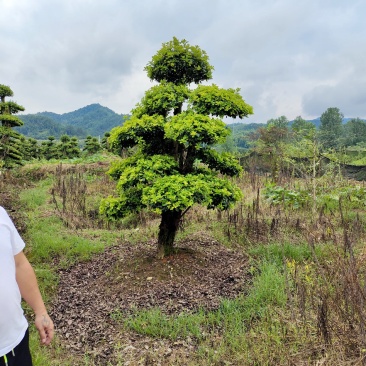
left=16, top=104, right=129, bottom=139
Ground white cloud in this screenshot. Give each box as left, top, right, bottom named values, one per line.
left=1, top=0, right=366, bottom=121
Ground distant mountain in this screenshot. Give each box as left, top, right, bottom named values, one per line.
left=16, top=104, right=129, bottom=139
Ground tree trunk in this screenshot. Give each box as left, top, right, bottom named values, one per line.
left=157, top=210, right=182, bottom=258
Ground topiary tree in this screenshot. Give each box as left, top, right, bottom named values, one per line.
left=0, top=84, right=25, bottom=168
left=41, top=136, right=60, bottom=160
left=84, top=135, right=101, bottom=155
left=26, top=137, right=42, bottom=160
left=100, top=37, right=253, bottom=258
left=101, top=132, right=111, bottom=151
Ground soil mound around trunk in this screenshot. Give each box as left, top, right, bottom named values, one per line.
left=51, top=234, right=249, bottom=364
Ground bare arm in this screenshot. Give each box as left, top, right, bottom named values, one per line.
left=14, top=251, right=54, bottom=345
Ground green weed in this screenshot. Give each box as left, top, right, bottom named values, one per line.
left=19, top=181, right=53, bottom=210
left=113, top=307, right=213, bottom=340
left=249, top=242, right=323, bottom=266
left=25, top=216, right=105, bottom=266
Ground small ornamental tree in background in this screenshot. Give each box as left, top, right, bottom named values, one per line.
left=58, top=135, right=80, bottom=159
left=41, top=136, right=59, bottom=160
left=253, top=124, right=290, bottom=183
left=26, top=137, right=42, bottom=160
left=101, top=132, right=111, bottom=151
left=84, top=135, right=101, bottom=155
left=100, top=37, right=253, bottom=258
left=291, top=116, right=316, bottom=137
left=343, top=118, right=366, bottom=147
left=0, top=84, right=25, bottom=168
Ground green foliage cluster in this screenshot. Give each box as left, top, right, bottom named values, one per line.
left=319, top=107, right=343, bottom=149
left=189, top=84, right=253, bottom=118
left=84, top=135, right=102, bottom=155
left=144, top=37, right=214, bottom=85
left=263, top=184, right=310, bottom=209
left=317, top=185, right=366, bottom=211
left=132, top=82, right=189, bottom=118
left=224, top=122, right=264, bottom=151
left=165, top=112, right=228, bottom=146
left=342, top=118, right=366, bottom=147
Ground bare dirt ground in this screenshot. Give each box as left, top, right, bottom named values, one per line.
left=51, top=234, right=250, bottom=365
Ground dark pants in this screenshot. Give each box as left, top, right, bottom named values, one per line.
left=0, top=329, right=33, bottom=366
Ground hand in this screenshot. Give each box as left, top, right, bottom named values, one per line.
left=35, top=313, right=54, bottom=345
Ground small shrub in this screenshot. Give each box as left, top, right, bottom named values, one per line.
left=263, top=184, right=310, bottom=209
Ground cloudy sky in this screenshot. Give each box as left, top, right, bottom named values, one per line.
left=1, top=0, right=365, bottom=123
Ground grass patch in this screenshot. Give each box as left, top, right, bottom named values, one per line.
left=25, top=215, right=105, bottom=266
left=29, top=326, right=84, bottom=366
left=33, top=264, right=59, bottom=303
left=113, top=307, right=214, bottom=340
left=248, top=241, right=336, bottom=273
left=249, top=242, right=317, bottom=266
left=19, top=178, right=53, bottom=209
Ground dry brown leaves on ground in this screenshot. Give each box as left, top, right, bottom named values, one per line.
left=51, top=234, right=250, bottom=365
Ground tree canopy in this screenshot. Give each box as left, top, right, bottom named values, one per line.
left=319, top=107, right=343, bottom=149
left=144, top=37, right=214, bottom=85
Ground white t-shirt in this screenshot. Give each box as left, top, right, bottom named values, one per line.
left=0, top=206, right=28, bottom=357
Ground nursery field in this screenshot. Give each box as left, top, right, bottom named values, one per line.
left=2, top=156, right=366, bottom=365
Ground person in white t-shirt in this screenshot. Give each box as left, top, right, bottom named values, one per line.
left=0, top=206, right=54, bottom=366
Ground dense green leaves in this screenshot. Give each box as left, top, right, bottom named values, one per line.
left=0, top=101, right=25, bottom=115
left=291, top=116, right=316, bottom=136
left=343, top=118, right=366, bottom=147
left=197, top=148, right=242, bottom=176
left=189, top=84, right=253, bottom=118
left=109, top=114, right=166, bottom=150
left=132, top=82, right=189, bottom=118
left=101, top=154, right=180, bottom=216
left=115, top=155, right=179, bottom=191
left=165, top=112, right=229, bottom=146
left=142, top=173, right=242, bottom=212
left=319, top=107, right=343, bottom=149
left=0, top=85, right=14, bottom=99
left=267, top=116, right=289, bottom=129
left=263, top=184, right=310, bottom=209
left=99, top=196, right=130, bottom=220
left=0, top=114, right=24, bottom=127
left=144, top=37, right=214, bottom=85
left=84, top=135, right=101, bottom=155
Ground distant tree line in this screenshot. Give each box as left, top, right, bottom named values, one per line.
left=0, top=84, right=116, bottom=168
left=244, top=108, right=366, bottom=183
left=218, top=108, right=366, bottom=155
left=4, top=133, right=110, bottom=167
